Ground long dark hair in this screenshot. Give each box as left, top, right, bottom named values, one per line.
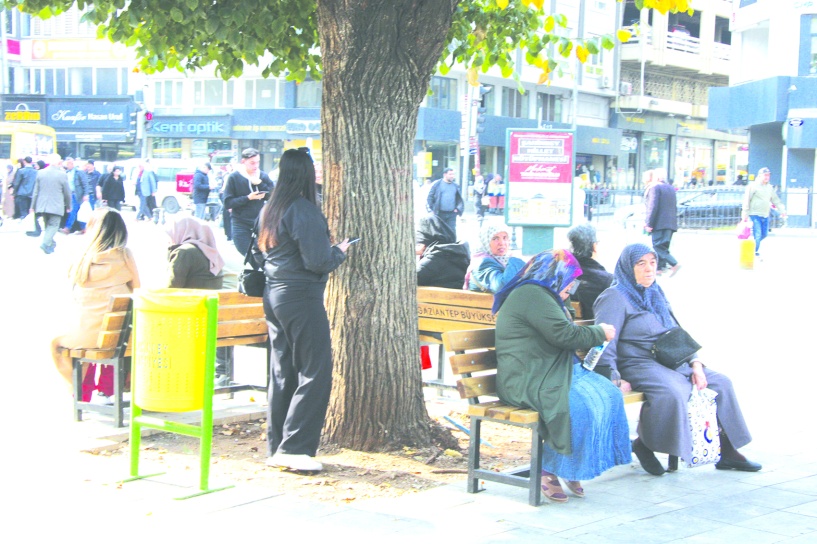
left=257, top=149, right=317, bottom=251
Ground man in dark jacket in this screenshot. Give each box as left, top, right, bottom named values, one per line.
left=13, top=156, right=37, bottom=220
left=415, top=215, right=470, bottom=289
left=84, top=159, right=101, bottom=208
left=61, top=156, right=89, bottom=233
left=644, top=168, right=680, bottom=276
left=426, top=167, right=464, bottom=238
left=192, top=162, right=213, bottom=219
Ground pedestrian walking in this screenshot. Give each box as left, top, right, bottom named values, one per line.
left=192, top=162, right=213, bottom=219
left=644, top=168, right=680, bottom=276
left=99, top=166, right=126, bottom=211
left=426, top=167, right=463, bottom=237
left=31, top=154, right=71, bottom=254
left=12, top=156, right=37, bottom=221
left=61, top=157, right=90, bottom=234
left=742, top=166, right=786, bottom=259
left=256, top=148, right=351, bottom=472
left=135, top=160, right=158, bottom=221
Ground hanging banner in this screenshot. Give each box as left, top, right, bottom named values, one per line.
left=506, top=129, right=574, bottom=226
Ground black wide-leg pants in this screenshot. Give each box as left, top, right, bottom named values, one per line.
left=264, top=280, right=333, bottom=457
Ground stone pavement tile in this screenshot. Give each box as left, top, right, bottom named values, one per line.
left=769, top=475, right=817, bottom=497
left=784, top=499, right=817, bottom=518
left=728, top=487, right=816, bottom=510
left=735, top=511, right=817, bottom=538
left=353, top=482, right=477, bottom=519
left=739, top=468, right=817, bottom=487
left=218, top=494, right=346, bottom=521
left=568, top=511, right=729, bottom=544
left=667, top=525, right=788, bottom=543
left=595, top=474, right=715, bottom=505
left=673, top=495, right=777, bottom=524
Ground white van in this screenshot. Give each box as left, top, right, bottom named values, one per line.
left=123, top=158, right=197, bottom=214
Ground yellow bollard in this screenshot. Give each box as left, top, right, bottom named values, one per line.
left=739, top=238, right=755, bottom=270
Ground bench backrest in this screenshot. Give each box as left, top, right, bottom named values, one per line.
left=418, top=287, right=495, bottom=336
left=96, top=291, right=268, bottom=352
left=443, top=328, right=498, bottom=403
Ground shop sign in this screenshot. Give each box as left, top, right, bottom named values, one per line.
left=3, top=102, right=43, bottom=122
left=47, top=102, right=130, bottom=129
left=148, top=115, right=232, bottom=138
left=285, top=119, right=321, bottom=134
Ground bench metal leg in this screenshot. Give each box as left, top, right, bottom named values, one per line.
left=72, top=358, right=84, bottom=422
left=112, top=358, right=126, bottom=428
left=529, top=428, right=543, bottom=506
left=467, top=416, right=483, bottom=494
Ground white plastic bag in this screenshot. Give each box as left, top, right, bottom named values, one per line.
left=77, top=200, right=93, bottom=223
left=687, top=386, right=721, bottom=468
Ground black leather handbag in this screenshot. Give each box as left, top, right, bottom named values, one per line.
left=238, top=233, right=265, bottom=297
left=651, top=327, right=702, bottom=370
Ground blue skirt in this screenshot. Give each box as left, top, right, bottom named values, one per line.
left=542, top=363, right=631, bottom=481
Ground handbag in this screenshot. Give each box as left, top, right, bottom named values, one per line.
left=686, top=386, right=721, bottom=468
left=651, top=327, right=701, bottom=369
left=481, top=195, right=490, bottom=206
left=237, top=232, right=265, bottom=297
left=77, top=200, right=93, bottom=223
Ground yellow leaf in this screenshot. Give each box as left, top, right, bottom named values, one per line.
left=531, top=0, right=544, bottom=9
left=496, top=0, right=509, bottom=9
left=576, top=45, right=589, bottom=64
left=544, top=15, right=555, bottom=33
left=676, top=0, right=689, bottom=11
left=444, top=449, right=463, bottom=458
left=617, top=29, right=631, bottom=43
left=537, top=71, right=550, bottom=85
left=466, top=67, right=479, bottom=87
left=520, top=0, right=531, bottom=6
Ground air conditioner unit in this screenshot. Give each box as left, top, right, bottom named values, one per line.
left=599, top=76, right=611, bottom=89
left=619, top=81, right=633, bottom=96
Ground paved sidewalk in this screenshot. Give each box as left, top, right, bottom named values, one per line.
left=2, top=212, right=817, bottom=541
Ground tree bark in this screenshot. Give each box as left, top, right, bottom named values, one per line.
left=316, top=0, right=457, bottom=450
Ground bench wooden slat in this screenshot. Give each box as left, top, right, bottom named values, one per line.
left=217, top=320, right=268, bottom=338
left=624, top=391, right=644, bottom=404
left=442, top=328, right=496, bottom=352
left=418, top=302, right=495, bottom=325
left=466, top=400, right=506, bottom=417
left=456, top=374, right=496, bottom=400
left=219, top=304, right=265, bottom=321
left=485, top=404, right=522, bottom=420
left=509, top=408, right=540, bottom=424
left=417, top=287, right=494, bottom=308
left=448, top=350, right=496, bottom=375
left=419, top=318, right=493, bottom=336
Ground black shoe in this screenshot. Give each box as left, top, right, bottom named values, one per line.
left=715, top=457, right=762, bottom=472
left=632, top=438, right=666, bottom=476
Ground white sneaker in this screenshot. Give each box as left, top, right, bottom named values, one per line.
left=266, top=452, right=323, bottom=471
left=90, top=392, right=114, bottom=406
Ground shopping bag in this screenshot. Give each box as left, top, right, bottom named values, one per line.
left=686, top=386, right=721, bottom=468
left=77, top=200, right=93, bottom=223
left=736, top=218, right=752, bottom=240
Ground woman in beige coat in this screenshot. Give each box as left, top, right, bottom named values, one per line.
left=51, top=208, right=140, bottom=403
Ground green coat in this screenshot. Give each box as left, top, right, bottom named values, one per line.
left=496, top=284, right=607, bottom=454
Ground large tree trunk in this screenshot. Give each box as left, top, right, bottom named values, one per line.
left=317, top=0, right=457, bottom=450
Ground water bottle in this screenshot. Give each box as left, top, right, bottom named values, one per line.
left=582, top=341, right=609, bottom=372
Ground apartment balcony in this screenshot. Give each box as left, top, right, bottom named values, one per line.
left=619, top=26, right=730, bottom=82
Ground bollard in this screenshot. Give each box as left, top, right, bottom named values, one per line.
left=739, top=238, right=754, bottom=270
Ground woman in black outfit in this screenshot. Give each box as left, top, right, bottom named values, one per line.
left=257, top=148, right=351, bottom=472
left=100, top=166, right=126, bottom=211
left=223, top=148, right=274, bottom=256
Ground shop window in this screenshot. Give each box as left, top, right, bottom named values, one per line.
left=255, top=79, right=277, bottom=108
left=501, top=87, right=530, bottom=118
left=427, top=76, right=457, bottom=110
left=296, top=79, right=322, bottom=108
left=194, top=80, right=235, bottom=107
left=810, top=17, right=817, bottom=75
left=67, top=67, right=92, bottom=96
left=151, top=137, right=183, bottom=159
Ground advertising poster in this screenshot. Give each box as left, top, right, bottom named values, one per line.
left=506, top=130, right=574, bottom=226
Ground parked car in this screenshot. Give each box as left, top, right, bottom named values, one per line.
left=615, top=189, right=785, bottom=230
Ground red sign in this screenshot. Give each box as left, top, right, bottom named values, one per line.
left=506, top=130, right=574, bottom=226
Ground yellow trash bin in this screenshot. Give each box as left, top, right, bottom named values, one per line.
left=133, top=289, right=217, bottom=412
left=739, top=238, right=755, bottom=270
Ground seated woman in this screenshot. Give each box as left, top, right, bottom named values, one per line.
left=494, top=250, right=630, bottom=503
left=464, top=223, right=524, bottom=293
left=51, top=208, right=140, bottom=404
left=594, top=243, right=760, bottom=475
left=567, top=223, right=612, bottom=321
left=415, top=215, right=470, bottom=289
left=165, top=217, right=234, bottom=387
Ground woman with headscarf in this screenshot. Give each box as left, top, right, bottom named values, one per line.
left=165, top=217, right=233, bottom=386
left=415, top=215, right=470, bottom=289
left=594, top=243, right=759, bottom=476
left=51, top=208, right=140, bottom=404
left=464, top=223, right=524, bottom=293
left=494, top=250, right=629, bottom=503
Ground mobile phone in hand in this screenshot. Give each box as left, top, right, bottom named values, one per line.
left=348, top=236, right=361, bottom=244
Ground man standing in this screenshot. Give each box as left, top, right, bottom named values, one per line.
left=192, top=161, right=213, bottom=219
left=61, top=157, right=89, bottom=233
left=84, top=159, right=101, bottom=208
left=13, top=156, right=37, bottom=221
left=426, top=167, right=463, bottom=237
left=742, top=166, right=786, bottom=259
left=136, top=160, right=158, bottom=221
left=31, top=154, right=70, bottom=255
left=644, top=168, right=681, bottom=276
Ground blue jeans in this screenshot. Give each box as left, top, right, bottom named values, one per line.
left=194, top=203, right=207, bottom=219
left=64, top=194, right=85, bottom=231
left=749, top=215, right=768, bottom=254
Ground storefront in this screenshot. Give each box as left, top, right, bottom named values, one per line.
left=46, top=98, right=136, bottom=160
left=146, top=115, right=232, bottom=160
left=574, top=125, right=623, bottom=188
left=232, top=108, right=321, bottom=177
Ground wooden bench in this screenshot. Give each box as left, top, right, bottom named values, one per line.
left=65, top=290, right=269, bottom=427
left=443, top=328, right=645, bottom=506
left=417, top=286, right=495, bottom=390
